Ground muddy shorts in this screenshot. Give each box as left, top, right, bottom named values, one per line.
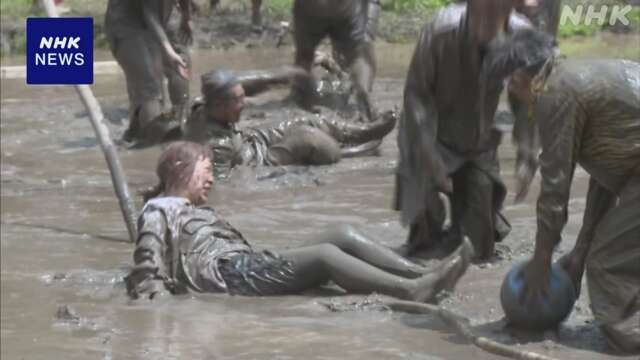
left=293, top=0, right=368, bottom=61
left=219, top=250, right=297, bottom=296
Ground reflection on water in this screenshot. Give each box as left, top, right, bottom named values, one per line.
left=1, top=38, right=631, bottom=359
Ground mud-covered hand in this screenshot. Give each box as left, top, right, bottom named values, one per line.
left=556, top=250, right=586, bottom=296
left=519, top=256, right=551, bottom=306
left=167, top=48, right=189, bottom=79
left=125, top=261, right=168, bottom=300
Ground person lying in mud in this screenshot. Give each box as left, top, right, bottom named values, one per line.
left=483, top=29, right=640, bottom=353
left=394, top=0, right=532, bottom=261
left=125, top=141, right=473, bottom=302
left=183, top=70, right=397, bottom=179
left=291, top=0, right=380, bottom=121
left=105, top=0, right=192, bottom=145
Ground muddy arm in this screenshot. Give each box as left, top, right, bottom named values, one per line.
left=177, top=0, right=193, bottom=45
left=403, top=32, right=449, bottom=194
left=126, top=209, right=169, bottom=299
left=237, top=66, right=308, bottom=97
left=142, top=1, right=185, bottom=69
left=532, top=90, right=581, bottom=266
left=556, top=178, right=616, bottom=294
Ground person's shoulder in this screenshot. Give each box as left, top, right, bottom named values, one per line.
left=143, top=197, right=191, bottom=214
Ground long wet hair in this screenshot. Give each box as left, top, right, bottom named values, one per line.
left=481, top=28, right=557, bottom=83
left=141, top=141, right=213, bottom=203
left=477, top=28, right=556, bottom=137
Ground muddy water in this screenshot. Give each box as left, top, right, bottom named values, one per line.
left=1, top=43, right=635, bottom=360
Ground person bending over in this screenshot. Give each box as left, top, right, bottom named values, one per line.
left=483, top=28, right=639, bottom=354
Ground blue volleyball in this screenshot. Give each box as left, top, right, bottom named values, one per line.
left=500, top=261, right=577, bottom=330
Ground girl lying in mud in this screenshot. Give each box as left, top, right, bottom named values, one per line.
left=126, top=141, right=472, bottom=301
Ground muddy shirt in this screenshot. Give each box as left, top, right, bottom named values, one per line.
left=533, top=59, right=640, bottom=249
left=183, top=100, right=351, bottom=178
left=395, top=4, right=531, bottom=224
left=136, top=197, right=252, bottom=293
left=105, top=0, right=174, bottom=39
left=183, top=100, right=276, bottom=178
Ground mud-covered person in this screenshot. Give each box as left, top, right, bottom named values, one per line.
left=291, top=0, right=380, bottom=121
left=183, top=70, right=397, bottom=179
left=105, top=0, right=193, bottom=145
left=394, top=0, right=533, bottom=261
left=125, top=141, right=473, bottom=302
left=484, top=29, right=640, bottom=353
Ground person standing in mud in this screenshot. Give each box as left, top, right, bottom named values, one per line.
left=394, top=0, right=534, bottom=261
left=291, top=0, right=380, bottom=121
left=182, top=70, right=397, bottom=179
left=105, top=0, right=193, bottom=145
left=125, top=141, right=474, bottom=302
left=483, top=29, right=640, bottom=354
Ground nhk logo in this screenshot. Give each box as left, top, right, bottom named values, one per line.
left=27, top=17, right=93, bottom=84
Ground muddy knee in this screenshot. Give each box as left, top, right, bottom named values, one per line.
left=269, top=126, right=342, bottom=165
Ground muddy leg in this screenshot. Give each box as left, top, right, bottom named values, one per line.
left=586, top=178, right=640, bottom=354
left=267, top=126, right=342, bottom=165
left=251, top=0, right=263, bottom=30
left=279, top=242, right=470, bottom=302
left=292, top=4, right=323, bottom=111
left=405, top=190, right=447, bottom=255
left=311, top=225, right=428, bottom=277
left=457, top=165, right=497, bottom=261
left=110, top=34, right=164, bottom=142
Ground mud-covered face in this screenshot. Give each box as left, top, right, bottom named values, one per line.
left=208, top=84, right=245, bottom=124
left=468, top=0, right=513, bottom=46
left=186, top=156, right=214, bottom=205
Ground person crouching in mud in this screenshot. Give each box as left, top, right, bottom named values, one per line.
left=480, top=28, right=640, bottom=354
left=125, top=141, right=473, bottom=302
left=183, top=70, right=397, bottom=179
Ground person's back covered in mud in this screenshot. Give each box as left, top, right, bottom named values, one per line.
left=126, top=141, right=473, bottom=302
left=394, top=0, right=532, bottom=261
left=291, top=0, right=380, bottom=121
left=105, top=0, right=192, bottom=145
left=183, top=70, right=397, bottom=179
left=483, top=28, right=640, bottom=354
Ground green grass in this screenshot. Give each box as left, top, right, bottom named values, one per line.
left=0, top=0, right=41, bottom=17
left=382, top=0, right=453, bottom=13
left=263, top=0, right=292, bottom=19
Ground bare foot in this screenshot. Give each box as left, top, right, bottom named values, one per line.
left=410, top=238, right=472, bottom=302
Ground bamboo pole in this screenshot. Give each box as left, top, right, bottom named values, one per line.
left=379, top=299, right=560, bottom=360
left=39, top=0, right=138, bottom=242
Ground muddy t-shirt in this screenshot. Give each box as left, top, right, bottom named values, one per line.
left=105, top=0, right=174, bottom=39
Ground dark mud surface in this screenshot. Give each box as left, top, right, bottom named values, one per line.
left=2, top=45, right=638, bottom=359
